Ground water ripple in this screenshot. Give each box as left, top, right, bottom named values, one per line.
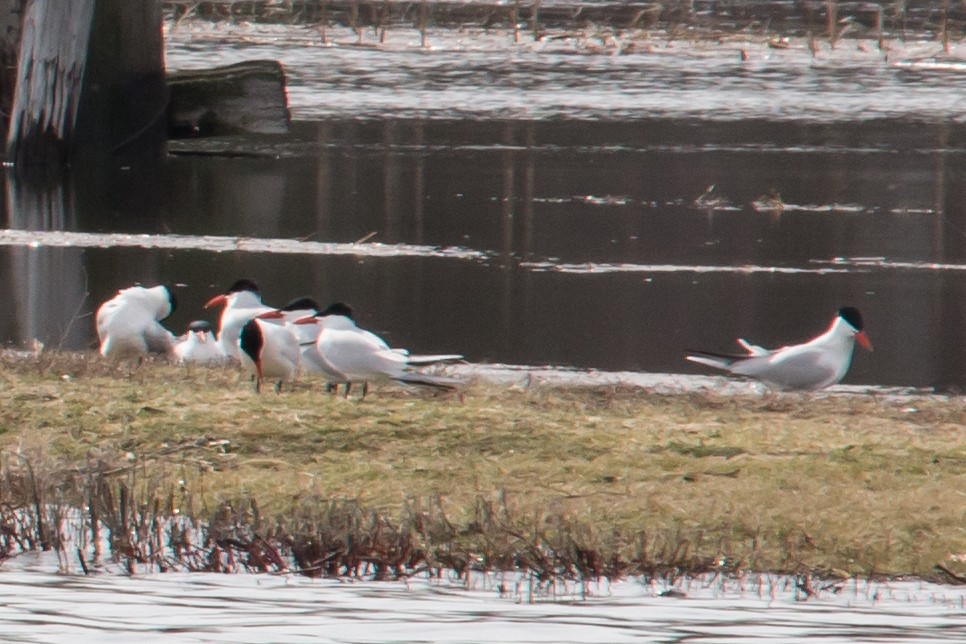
left=165, top=23, right=966, bottom=123
left=0, top=561, right=963, bottom=643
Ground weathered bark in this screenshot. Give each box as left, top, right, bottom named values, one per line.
left=0, top=1, right=22, bottom=131
left=5, top=0, right=95, bottom=165
left=167, top=60, right=290, bottom=138
left=6, top=0, right=165, bottom=166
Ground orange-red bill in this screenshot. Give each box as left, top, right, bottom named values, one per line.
left=204, top=294, right=228, bottom=309
left=293, top=316, right=318, bottom=325
left=856, top=330, right=872, bottom=351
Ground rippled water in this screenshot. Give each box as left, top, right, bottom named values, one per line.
left=166, top=22, right=966, bottom=122
left=2, top=551, right=965, bottom=643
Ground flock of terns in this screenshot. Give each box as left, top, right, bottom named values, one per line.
left=94, top=279, right=873, bottom=395
left=95, top=279, right=463, bottom=394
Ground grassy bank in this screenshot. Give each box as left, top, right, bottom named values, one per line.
left=1, top=352, right=964, bottom=582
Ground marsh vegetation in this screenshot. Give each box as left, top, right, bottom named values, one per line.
left=1, top=352, right=964, bottom=584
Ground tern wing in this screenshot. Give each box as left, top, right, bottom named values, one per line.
left=300, top=345, right=349, bottom=382
left=732, top=346, right=840, bottom=391
left=320, top=331, right=405, bottom=381
left=736, top=338, right=771, bottom=356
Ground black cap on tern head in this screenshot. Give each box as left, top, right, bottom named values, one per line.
left=280, top=297, right=321, bottom=313
left=838, top=307, right=864, bottom=331
left=227, top=279, right=260, bottom=295
left=188, top=320, right=213, bottom=333
left=319, top=302, right=354, bottom=319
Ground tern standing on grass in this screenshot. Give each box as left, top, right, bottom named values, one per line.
left=238, top=313, right=301, bottom=393
left=685, top=306, right=872, bottom=391
left=294, top=302, right=463, bottom=397
left=204, top=279, right=272, bottom=361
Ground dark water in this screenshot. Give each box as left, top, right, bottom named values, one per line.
left=2, top=24, right=966, bottom=391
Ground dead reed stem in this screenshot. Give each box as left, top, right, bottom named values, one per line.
left=531, top=0, right=540, bottom=42
left=419, top=0, right=428, bottom=48
left=826, top=0, right=837, bottom=49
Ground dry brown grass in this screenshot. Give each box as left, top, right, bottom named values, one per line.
left=1, top=351, right=965, bottom=580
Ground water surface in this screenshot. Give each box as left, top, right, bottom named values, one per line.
left=3, top=23, right=966, bottom=390
left=2, top=551, right=964, bottom=643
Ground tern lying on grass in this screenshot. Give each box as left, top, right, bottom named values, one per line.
left=173, top=320, right=225, bottom=364
left=685, top=306, right=872, bottom=391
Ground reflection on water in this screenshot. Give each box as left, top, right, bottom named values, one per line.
left=2, top=114, right=966, bottom=390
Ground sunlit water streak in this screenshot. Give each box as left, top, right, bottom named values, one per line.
left=8, top=230, right=966, bottom=279
left=521, top=262, right=849, bottom=275
left=0, top=229, right=482, bottom=260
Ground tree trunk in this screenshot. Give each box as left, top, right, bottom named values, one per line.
left=73, top=0, right=166, bottom=162
left=0, top=1, right=22, bottom=132
left=5, top=0, right=95, bottom=165
left=5, top=0, right=165, bottom=166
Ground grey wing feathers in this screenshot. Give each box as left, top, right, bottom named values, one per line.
left=732, top=347, right=839, bottom=390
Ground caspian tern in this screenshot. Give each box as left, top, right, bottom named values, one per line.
left=272, top=297, right=349, bottom=388
left=294, top=302, right=463, bottom=396
left=238, top=314, right=301, bottom=393
left=204, top=279, right=272, bottom=360
left=685, top=306, right=872, bottom=391
left=173, top=320, right=225, bottom=364
left=277, top=297, right=324, bottom=330
left=96, top=284, right=177, bottom=359
left=260, top=299, right=365, bottom=395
